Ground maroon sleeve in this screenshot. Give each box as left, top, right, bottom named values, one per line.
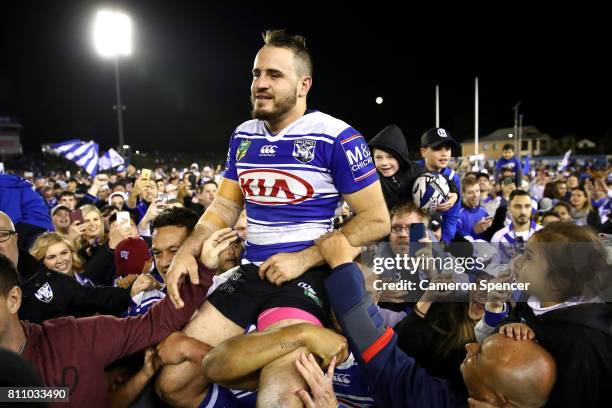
left=74, top=265, right=213, bottom=366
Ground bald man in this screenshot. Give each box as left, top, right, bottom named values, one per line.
left=461, top=334, right=556, bottom=407
left=315, top=231, right=557, bottom=407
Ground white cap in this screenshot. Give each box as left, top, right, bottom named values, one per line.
left=108, top=191, right=128, bottom=204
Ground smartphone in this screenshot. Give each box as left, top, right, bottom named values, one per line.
left=157, top=193, right=168, bottom=203
left=141, top=169, right=152, bottom=180
left=188, top=174, right=197, bottom=190
left=116, top=211, right=131, bottom=228
left=69, top=209, right=84, bottom=224
left=409, top=222, right=426, bottom=257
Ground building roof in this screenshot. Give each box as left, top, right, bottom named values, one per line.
left=477, top=126, right=546, bottom=142
left=0, top=116, right=22, bottom=130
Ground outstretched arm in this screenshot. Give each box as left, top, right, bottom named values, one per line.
left=166, top=177, right=243, bottom=308
left=202, top=323, right=348, bottom=386
left=316, top=232, right=458, bottom=408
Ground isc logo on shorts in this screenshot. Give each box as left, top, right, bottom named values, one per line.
left=238, top=169, right=314, bottom=205
left=298, top=282, right=322, bottom=308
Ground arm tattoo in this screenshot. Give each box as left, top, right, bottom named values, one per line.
left=280, top=340, right=305, bottom=350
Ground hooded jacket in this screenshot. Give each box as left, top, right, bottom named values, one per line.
left=0, top=175, right=53, bottom=248
left=0, top=175, right=53, bottom=229
left=510, top=302, right=612, bottom=408
left=368, top=125, right=420, bottom=210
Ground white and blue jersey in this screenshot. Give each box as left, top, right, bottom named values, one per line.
left=490, top=221, right=542, bottom=264
left=198, top=383, right=256, bottom=408
left=333, top=353, right=375, bottom=407
left=224, top=111, right=379, bottom=263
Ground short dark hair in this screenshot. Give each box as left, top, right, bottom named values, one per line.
left=502, top=144, right=514, bottom=151
left=262, top=29, right=313, bottom=77
left=509, top=189, right=531, bottom=202
left=59, top=191, right=76, bottom=200
left=151, top=207, right=199, bottom=235
left=68, top=178, right=78, bottom=184
left=0, top=253, right=20, bottom=297
left=461, top=177, right=479, bottom=193
left=198, top=180, right=218, bottom=194
left=552, top=201, right=572, bottom=213
left=390, top=202, right=428, bottom=223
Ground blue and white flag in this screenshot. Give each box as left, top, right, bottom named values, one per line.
left=98, top=148, right=125, bottom=171
left=50, top=139, right=100, bottom=175
left=558, top=149, right=572, bottom=171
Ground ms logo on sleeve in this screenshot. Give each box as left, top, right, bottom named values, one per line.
left=341, top=134, right=375, bottom=182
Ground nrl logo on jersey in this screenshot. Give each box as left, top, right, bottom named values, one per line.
left=292, top=139, right=316, bottom=163
left=34, top=282, right=54, bottom=303
left=236, top=140, right=252, bottom=162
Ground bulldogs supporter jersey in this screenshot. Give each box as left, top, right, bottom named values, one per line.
left=224, top=110, right=378, bottom=263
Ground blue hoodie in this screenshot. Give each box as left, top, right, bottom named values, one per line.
left=495, top=156, right=523, bottom=186
left=457, top=206, right=490, bottom=240
left=0, top=175, right=53, bottom=230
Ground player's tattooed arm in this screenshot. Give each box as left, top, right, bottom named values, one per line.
left=280, top=340, right=306, bottom=350
left=203, top=324, right=348, bottom=384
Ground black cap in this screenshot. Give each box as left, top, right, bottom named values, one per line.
left=420, top=128, right=458, bottom=148
left=501, top=176, right=515, bottom=185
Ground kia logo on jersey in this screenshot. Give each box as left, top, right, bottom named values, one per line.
left=239, top=169, right=314, bottom=205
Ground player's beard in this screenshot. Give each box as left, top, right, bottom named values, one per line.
left=250, top=90, right=297, bottom=122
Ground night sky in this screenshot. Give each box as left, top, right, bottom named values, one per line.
left=1, top=2, right=610, bottom=156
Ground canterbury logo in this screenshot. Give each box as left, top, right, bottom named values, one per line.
left=333, top=373, right=351, bottom=384
left=260, top=145, right=277, bottom=154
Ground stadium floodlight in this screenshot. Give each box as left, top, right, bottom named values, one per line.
left=93, top=10, right=132, bottom=148
left=93, top=10, right=132, bottom=57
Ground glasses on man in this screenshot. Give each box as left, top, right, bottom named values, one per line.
left=0, top=230, right=16, bottom=243
left=391, top=225, right=410, bottom=234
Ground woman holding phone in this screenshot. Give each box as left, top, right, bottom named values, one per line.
left=77, top=206, right=139, bottom=286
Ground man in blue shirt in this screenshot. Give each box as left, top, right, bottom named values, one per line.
left=457, top=178, right=493, bottom=240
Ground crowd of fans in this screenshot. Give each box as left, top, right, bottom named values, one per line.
left=0, top=131, right=610, bottom=408
left=0, top=28, right=611, bottom=408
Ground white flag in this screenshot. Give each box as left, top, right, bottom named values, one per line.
left=98, top=148, right=125, bottom=171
